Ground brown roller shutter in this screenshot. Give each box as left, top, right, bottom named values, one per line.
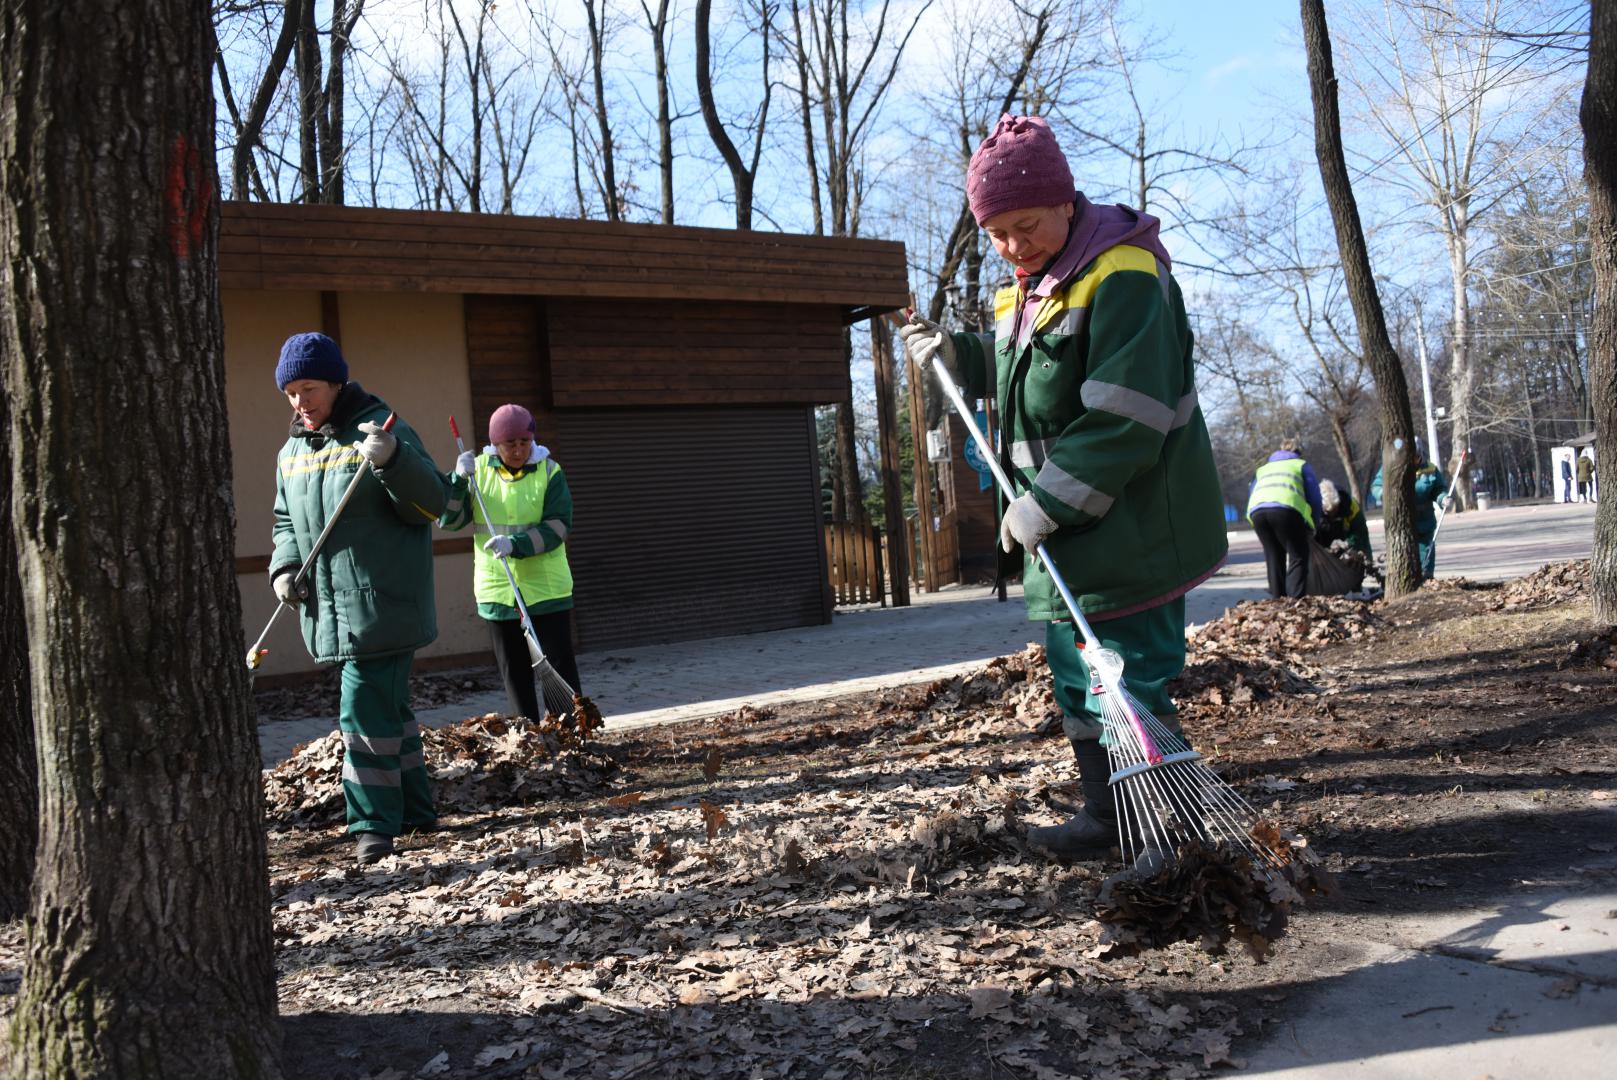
left=553, top=407, right=829, bottom=651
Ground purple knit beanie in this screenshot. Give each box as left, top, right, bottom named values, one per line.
left=966, top=114, right=1076, bottom=226
left=488, top=403, right=536, bottom=444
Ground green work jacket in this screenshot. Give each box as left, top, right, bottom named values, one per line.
left=269, top=383, right=449, bottom=663
left=950, top=244, right=1227, bottom=621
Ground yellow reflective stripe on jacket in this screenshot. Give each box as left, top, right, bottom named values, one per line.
left=278, top=443, right=362, bottom=477
left=472, top=457, right=573, bottom=607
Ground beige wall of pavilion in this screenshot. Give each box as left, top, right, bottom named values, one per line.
left=226, top=289, right=486, bottom=680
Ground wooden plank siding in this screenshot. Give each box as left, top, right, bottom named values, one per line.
left=220, top=202, right=910, bottom=311
left=546, top=299, right=849, bottom=407
left=464, top=295, right=550, bottom=441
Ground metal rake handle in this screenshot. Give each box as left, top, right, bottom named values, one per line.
left=927, top=354, right=1103, bottom=651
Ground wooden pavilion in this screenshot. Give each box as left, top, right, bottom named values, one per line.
left=221, top=201, right=909, bottom=679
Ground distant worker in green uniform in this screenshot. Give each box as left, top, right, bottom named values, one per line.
left=898, top=115, right=1227, bottom=860
left=1369, top=438, right=1449, bottom=581
left=1314, top=479, right=1371, bottom=560
left=268, top=333, right=451, bottom=865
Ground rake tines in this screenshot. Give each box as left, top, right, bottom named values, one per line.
left=1085, top=647, right=1282, bottom=872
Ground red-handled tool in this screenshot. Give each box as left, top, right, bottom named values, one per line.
left=450, top=416, right=576, bottom=719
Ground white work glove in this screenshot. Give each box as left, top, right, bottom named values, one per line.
left=1001, top=493, right=1059, bottom=553
left=356, top=421, right=398, bottom=469
left=454, top=450, right=477, bottom=478
left=272, top=571, right=308, bottom=607
left=483, top=534, right=515, bottom=558
left=898, top=315, right=959, bottom=429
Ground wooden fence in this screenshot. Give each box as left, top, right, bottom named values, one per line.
left=823, top=522, right=885, bottom=606
left=907, top=509, right=960, bottom=592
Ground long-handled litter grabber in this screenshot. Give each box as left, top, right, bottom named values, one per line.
left=449, top=415, right=577, bottom=720
left=921, top=346, right=1280, bottom=873
left=1429, top=448, right=1469, bottom=544
left=246, top=413, right=396, bottom=677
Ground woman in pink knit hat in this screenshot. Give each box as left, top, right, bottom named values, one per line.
left=900, top=115, right=1227, bottom=861
left=440, top=403, right=581, bottom=720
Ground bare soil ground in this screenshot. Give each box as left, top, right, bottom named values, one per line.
left=3, top=562, right=1615, bottom=1079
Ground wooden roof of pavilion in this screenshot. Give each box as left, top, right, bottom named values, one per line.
left=219, top=202, right=909, bottom=320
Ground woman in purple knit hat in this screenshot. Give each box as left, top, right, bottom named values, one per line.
left=900, top=115, right=1227, bottom=861
left=440, top=404, right=581, bottom=721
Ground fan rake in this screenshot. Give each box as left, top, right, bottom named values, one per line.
left=923, top=350, right=1281, bottom=873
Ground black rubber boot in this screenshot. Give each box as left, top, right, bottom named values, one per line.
left=1026, top=738, right=1119, bottom=859
left=355, top=832, right=395, bottom=865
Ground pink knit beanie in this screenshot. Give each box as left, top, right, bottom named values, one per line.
left=966, top=114, right=1076, bottom=226
left=489, top=403, right=536, bottom=444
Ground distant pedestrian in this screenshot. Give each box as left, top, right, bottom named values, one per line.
left=1577, top=451, right=1594, bottom=502
left=1562, top=456, right=1574, bottom=503
left=440, top=404, right=581, bottom=720
left=1246, top=438, right=1324, bottom=599
left=268, top=332, right=449, bottom=865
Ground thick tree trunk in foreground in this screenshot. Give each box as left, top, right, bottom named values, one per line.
left=1300, top=0, right=1421, bottom=596
left=1584, top=0, right=1617, bottom=626
left=0, top=1, right=283, bottom=1074
left=0, top=415, right=35, bottom=922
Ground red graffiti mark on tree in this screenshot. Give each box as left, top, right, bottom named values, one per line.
left=165, top=135, right=214, bottom=260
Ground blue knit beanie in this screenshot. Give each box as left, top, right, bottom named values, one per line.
left=275, top=332, right=348, bottom=390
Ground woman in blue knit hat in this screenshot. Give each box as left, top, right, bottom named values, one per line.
left=267, top=331, right=452, bottom=865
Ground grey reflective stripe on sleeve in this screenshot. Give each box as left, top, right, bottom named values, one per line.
left=400, top=750, right=426, bottom=772
left=524, top=527, right=545, bottom=550
left=973, top=331, right=994, bottom=353
left=1047, top=307, right=1087, bottom=336
left=1156, top=258, right=1171, bottom=305
left=543, top=519, right=569, bottom=542
left=342, top=762, right=402, bottom=788
left=343, top=731, right=404, bottom=756
left=1170, top=389, right=1200, bottom=429
left=1035, top=460, right=1116, bottom=518
left=443, top=492, right=465, bottom=517
left=1010, top=437, right=1058, bottom=470
left=1081, top=380, right=1174, bottom=435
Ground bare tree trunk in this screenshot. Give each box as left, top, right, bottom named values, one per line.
left=584, top=0, right=619, bottom=221
left=641, top=0, right=674, bottom=223
left=1583, top=0, right=1617, bottom=626
left=1447, top=233, right=1476, bottom=508
left=871, top=319, right=910, bottom=604
left=1301, top=0, right=1421, bottom=596
left=295, top=0, right=322, bottom=201
left=695, top=0, right=772, bottom=229
left=0, top=396, right=34, bottom=922
left=1328, top=411, right=1362, bottom=506
left=321, top=0, right=366, bottom=205
left=0, top=0, right=283, bottom=1071
left=232, top=0, right=301, bottom=200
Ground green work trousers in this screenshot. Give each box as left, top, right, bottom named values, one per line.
left=339, top=653, right=435, bottom=836
left=1046, top=598, right=1187, bottom=746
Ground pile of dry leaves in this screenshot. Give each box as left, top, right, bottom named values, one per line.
left=263, top=707, right=619, bottom=826
left=1095, top=824, right=1337, bottom=961
left=906, top=642, right=1062, bottom=733
left=1484, top=558, right=1589, bottom=612
left=1186, top=597, right=1381, bottom=669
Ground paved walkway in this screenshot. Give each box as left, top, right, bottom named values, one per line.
left=257, top=500, right=1597, bottom=766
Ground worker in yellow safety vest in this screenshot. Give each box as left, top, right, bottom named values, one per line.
left=1246, top=438, right=1325, bottom=598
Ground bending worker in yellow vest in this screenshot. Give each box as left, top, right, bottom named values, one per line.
left=442, top=404, right=582, bottom=719
left=1246, top=439, right=1325, bottom=599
